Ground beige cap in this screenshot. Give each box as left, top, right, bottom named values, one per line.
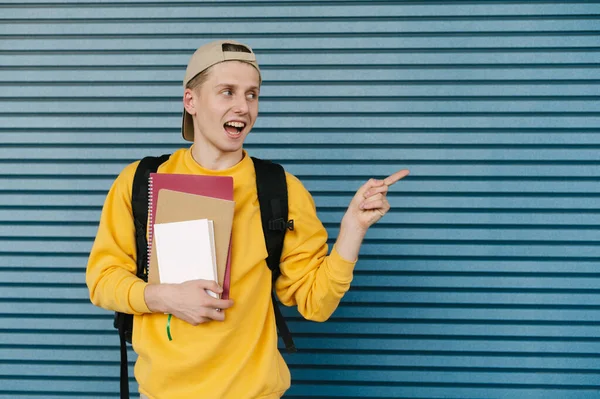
left=181, top=40, right=261, bottom=141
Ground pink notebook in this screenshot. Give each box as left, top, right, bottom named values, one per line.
left=148, top=173, right=235, bottom=299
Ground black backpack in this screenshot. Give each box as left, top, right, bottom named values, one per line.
left=113, top=154, right=296, bottom=399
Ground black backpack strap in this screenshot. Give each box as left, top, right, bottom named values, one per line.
left=117, top=324, right=129, bottom=399
left=252, top=156, right=297, bottom=353
left=131, top=154, right=171, bottom=281
left=115, top=154, right=170, bottom=399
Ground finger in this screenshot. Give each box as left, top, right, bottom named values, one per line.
left=383, top=169, right=410, bottom=187
left=362, top=193, right=384, bottom=204
left=360, top=199, right=387, bottom=211
left=207, top=298, right=234, bottom=310
left=190, top=316, right=209, bottom=326
left=363, top=186, right=388, bottom=199
left=185, top=315, right=209, bottom=326
left=206, top=280, right=223, bottom=294
left=204, top=308, right=226, bottom=321
left=356, top=178, right=385, bottom=196
left=191, top=279, right=223, bottom=295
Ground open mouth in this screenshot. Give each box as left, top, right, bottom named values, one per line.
left=224, top=121, right=246, bottom=136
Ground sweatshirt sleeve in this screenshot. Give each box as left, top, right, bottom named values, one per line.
left=274, top=173, right=356, bottom=322
left=85, top=161, right=151, bottom=315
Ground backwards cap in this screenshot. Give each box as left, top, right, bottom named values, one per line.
left=182, top=40, right=261, bottom=141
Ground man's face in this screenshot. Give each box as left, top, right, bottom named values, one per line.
left=189, top=61, right=260, bottom=157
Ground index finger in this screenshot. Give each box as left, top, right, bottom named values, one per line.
left=383, top=169, right=410, bottom=186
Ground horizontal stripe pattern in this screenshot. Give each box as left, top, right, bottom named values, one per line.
left=1, top=1, right=599, bottom=398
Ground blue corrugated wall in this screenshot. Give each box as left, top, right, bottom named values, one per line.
left=1, top=1, right=600, bottom=398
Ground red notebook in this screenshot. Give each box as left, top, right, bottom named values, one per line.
left=147, top=173, right=235, bottom=299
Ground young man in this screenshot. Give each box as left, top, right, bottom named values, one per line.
left=86, top=40, right=408, bottom=399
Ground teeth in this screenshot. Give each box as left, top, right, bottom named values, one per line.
left=225, top=121, right=245, bottom=128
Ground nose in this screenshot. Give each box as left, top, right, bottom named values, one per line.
left=232, top=94, right=249, bottom=115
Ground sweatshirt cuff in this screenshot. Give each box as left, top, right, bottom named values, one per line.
left=129, top=280, right=151, bottom=314
left=326, top=245, right=357, bottom=284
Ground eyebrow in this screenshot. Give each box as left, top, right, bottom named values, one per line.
left=214, top=83, right=259, bottom=91
left=215, top=83, right=258, bottom=90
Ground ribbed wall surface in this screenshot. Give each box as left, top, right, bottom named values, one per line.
left=1, top=1, right=600, bottom=398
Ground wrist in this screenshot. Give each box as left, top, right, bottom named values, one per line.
left=335, top=217, right=367, bottom=263
left=341, top=213, right=368, bottom=237
left=144, top=283, right=171, bottom=314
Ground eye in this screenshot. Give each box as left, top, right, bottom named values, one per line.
left=247, top=92, right=257, bottom=100
left=222, top=89, right=233, bottom=96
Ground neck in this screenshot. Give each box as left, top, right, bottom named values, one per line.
left=190, top=144, right=244, bottom=171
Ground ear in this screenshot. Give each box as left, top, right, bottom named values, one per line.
left=183, top=88, right=197, bottom=116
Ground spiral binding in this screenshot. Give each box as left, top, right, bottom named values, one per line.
left=146, top=175, right=154, bottom=278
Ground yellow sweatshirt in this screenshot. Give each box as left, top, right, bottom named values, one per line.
left=86, top=148, right=356, bottom=399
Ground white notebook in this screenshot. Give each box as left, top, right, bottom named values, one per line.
left=153, top=218, right=218, bottom=298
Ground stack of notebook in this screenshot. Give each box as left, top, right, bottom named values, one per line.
left=146, top=173, right=235, bottom=299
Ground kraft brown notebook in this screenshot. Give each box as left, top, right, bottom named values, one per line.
left=148, top=189, right=235, bottom=290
